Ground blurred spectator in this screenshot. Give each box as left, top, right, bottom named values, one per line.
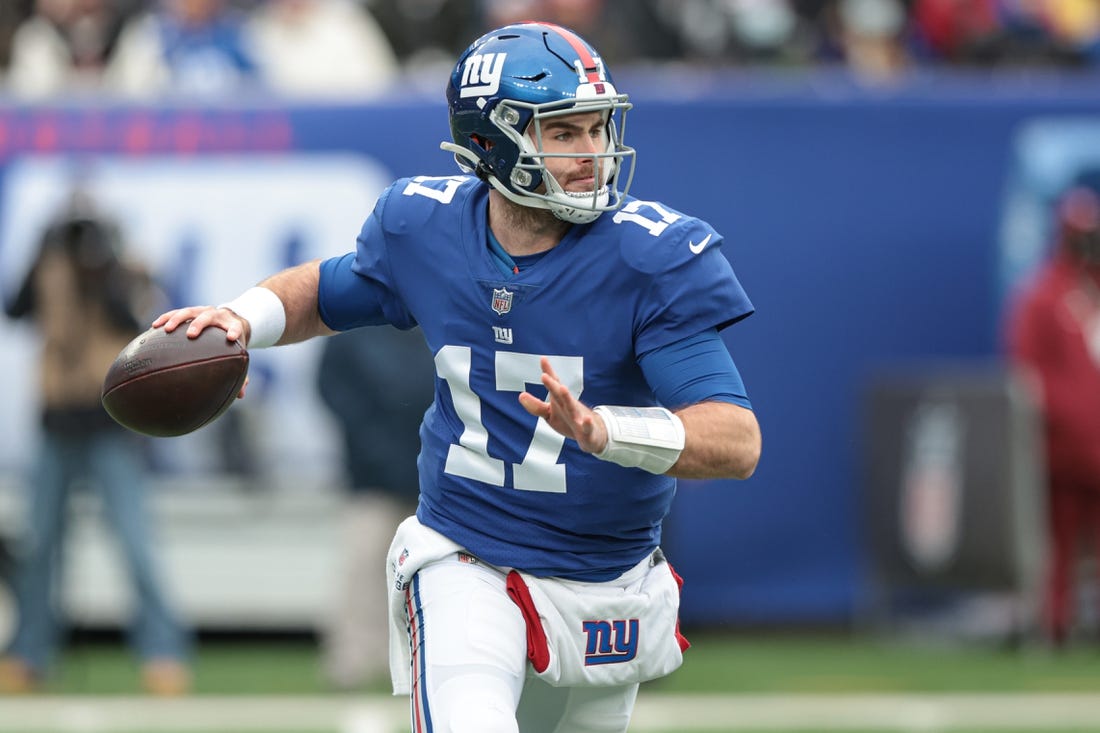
left=364, top=0, right=480, bottom=70
left=246, top=0, right=398, bottom=99
left=911, top=0, right=1003, bottom=63
left=913, top=0, right=1085, bottom=67
left=613, top=0, right=839, bottom=66
left=827, top=0, right=913, bottom=81
left=722, top=0, right=805, bottom=64
left=0, top=194, right=192, bottom=695
left=1006, top=182, right=1100, bottom=648
left=1046, top=0, right=1100, bottom=63
left=6, top=0, right=137, bottom=99
left=105, top=0, right=260, bottom=98
left=315, top=326, right=435, bottom=689
left=998, top=0, right=1086, bottom=66
left=0, top=1, right=35, bottom=71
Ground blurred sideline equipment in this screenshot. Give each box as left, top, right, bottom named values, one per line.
left=102, top=325, right=249, bottom=437
left=863, top=365, right=1046, bottom=640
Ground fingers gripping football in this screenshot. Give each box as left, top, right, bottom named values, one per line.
left=101, top=319, right=249, bottom=437
left=153, top=305, right=251, bottom=346
left=152, top=306, right=253, bottom=400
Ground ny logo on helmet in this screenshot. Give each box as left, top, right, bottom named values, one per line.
left=460, top=53, right=507, bottom=98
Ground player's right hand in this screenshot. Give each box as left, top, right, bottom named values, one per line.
left=153, top=306, right=251, bottom=348
left=152, top=306, right=252, bottom=399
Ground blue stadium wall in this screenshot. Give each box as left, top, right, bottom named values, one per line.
left=2, top=71, right=1098, bottom=626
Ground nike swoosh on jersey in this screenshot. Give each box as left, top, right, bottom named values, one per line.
left=688, top=234, right=712, bottom=254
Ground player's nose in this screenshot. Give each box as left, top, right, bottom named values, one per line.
left=575, top=135, right=600, bottom=158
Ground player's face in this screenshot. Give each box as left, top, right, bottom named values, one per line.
left=533, top=110, right=609, bottom=193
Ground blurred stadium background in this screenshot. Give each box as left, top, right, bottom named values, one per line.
left=3, top=0, right=1100, bottom=731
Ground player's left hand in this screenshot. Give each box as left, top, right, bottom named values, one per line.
left=519, top=356, right=608, bottom=454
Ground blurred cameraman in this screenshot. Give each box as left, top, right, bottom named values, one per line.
left=0, top=196, right=191, bottom=694
left=1006, top=182, right=1100, bottom=647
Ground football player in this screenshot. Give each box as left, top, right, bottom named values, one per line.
left=155, top=22, right=761, bottom=733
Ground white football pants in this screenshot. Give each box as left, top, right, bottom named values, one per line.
left=404, top=554, right=639, bottom=733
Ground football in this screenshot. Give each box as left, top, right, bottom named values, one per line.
left=101, top=324, right=249, bottom=437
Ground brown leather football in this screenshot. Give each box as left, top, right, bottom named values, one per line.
left=101, top=324, right=249, bottom=437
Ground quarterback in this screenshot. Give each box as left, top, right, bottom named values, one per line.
left=155, top=22, right=761, bottom=733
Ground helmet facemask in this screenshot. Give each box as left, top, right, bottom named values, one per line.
left=444, top=94, right=636, bottom=225
left=491, top=95, right=635, bottom=224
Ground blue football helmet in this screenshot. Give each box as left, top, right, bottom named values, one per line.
left=441, top=22, right=636, bottom=224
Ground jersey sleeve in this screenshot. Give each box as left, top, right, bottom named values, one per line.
left=639, top=328, right=752, bottom=410
left=317, top=182, right=417, bottom=331
left=629, top=217, right=754, bottom=358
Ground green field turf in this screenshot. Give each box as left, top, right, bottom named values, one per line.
left=44, top=630, right=1100, bottom=695
left=652, top=632, right=1100, bottom=694
left=6, top=631, right=1097, bottom=733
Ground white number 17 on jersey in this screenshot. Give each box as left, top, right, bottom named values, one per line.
left=436, top=345, right=583, bottom=494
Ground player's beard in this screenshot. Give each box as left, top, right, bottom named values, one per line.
left=491, top=189, right=573, bottom=252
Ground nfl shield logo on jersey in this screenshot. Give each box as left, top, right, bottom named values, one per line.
left=491, top=287, right=513, bottom=315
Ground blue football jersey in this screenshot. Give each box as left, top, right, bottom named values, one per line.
left=318, top=175, right=753, bottom=581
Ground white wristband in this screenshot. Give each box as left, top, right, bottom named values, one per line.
left=218, top=286, right=285, bottom=349
left=592, top=405, right=685, bottom=475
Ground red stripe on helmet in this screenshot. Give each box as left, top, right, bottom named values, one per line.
left=533, top=22, right=602, bottom=83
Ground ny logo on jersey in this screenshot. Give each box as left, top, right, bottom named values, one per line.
left=460, top=52, right=507, bottom=99
left=493, top=326, right=513, bottom=345
left=491, top=287, right=513, bottom=315
left=582, top=619, right=639, bottom=666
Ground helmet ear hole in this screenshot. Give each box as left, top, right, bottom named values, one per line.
left=470, top=134, right=493, bottom=152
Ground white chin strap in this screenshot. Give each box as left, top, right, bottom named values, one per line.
left=547, top=188, right=611, bottom=225
left=478, top=168, right=609, bottom=225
